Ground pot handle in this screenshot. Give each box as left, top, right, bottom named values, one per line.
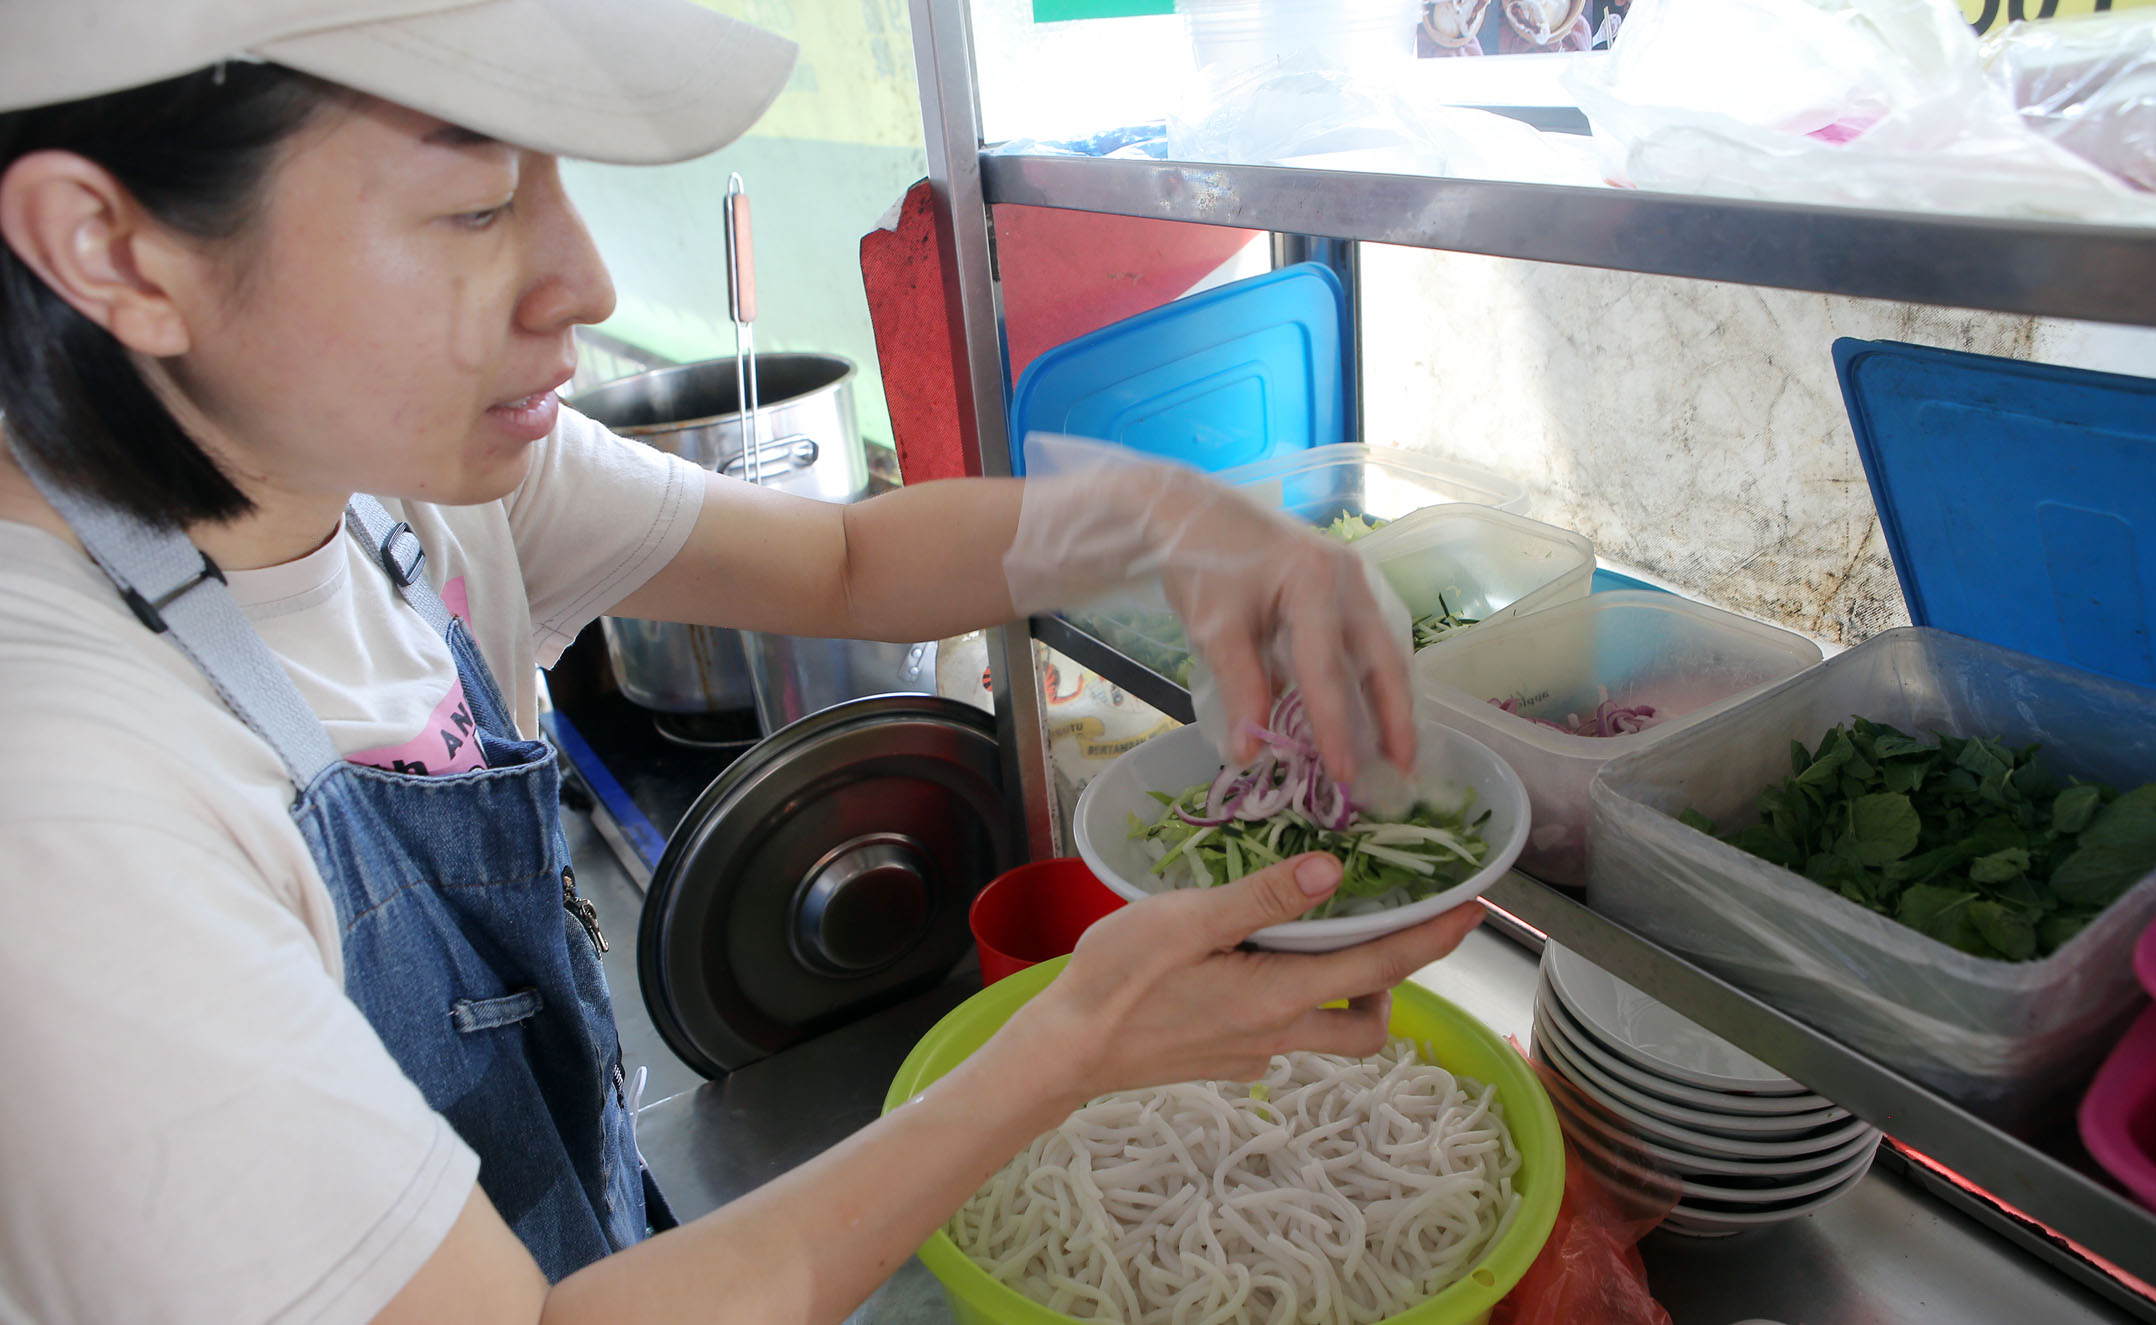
left=721, top=434, right=819, bottom=483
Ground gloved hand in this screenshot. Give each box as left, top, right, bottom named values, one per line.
left=1002, top=433, right=1416, bottom=788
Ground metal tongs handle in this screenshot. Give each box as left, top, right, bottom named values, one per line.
left=723, top=174, right=764, bottom=486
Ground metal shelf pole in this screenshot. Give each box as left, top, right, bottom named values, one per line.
left=907, top=0, right=1058, bottom=859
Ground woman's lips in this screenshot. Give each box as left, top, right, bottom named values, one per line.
left=485, top=389, right=561, bottom=441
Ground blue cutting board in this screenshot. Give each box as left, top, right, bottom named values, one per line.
left=1835, top=338, right=2156, bottom=687
left=1008, top=262, right=1346, bottom=476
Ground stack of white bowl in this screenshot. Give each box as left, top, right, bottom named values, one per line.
left=1533, top=943, right=1882, bottom=1238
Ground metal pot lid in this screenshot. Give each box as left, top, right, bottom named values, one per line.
left=638, top=694, right=1012, bottom=1076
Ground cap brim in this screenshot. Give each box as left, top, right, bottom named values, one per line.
left=259, top=0, right=798, bottom=166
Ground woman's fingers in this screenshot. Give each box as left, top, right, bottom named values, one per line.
left=1194, top=620, right=1273, bottom=765
left=1186, top=852, right=1342, bottom=952
left=1281, top=993, right=1393, bottom=1060
left=1344, top=576, right=1417, bottom=771
left=1278, top=569, right=1358, bottom=781
left=1282, top=901, right=1486, bottom=1009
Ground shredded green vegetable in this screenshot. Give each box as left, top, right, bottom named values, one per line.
left=1326, top=512, right=1389, bottom=543
left=1127, top=784, right=1493, bottom=920
left=1411, top=592, right=1481, bottom=649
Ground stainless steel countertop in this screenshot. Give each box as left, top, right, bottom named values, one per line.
left=572, top=808, right=2141, bottom=1325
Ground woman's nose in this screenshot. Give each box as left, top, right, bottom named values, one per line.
left=517, top=157, right=617, bottom=333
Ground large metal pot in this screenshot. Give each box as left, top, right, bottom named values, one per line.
left=570, top=354, right=867, bottom=714
left=571, top=352, right=868, bottom=503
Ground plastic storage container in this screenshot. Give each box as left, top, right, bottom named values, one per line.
left=1419, top=592, right=1821, bottom=887
left=1064, top=451, right=1530, bottom=683
left=1216, top=442, right=1528, bottom=522
left=1360, top=504, right=1594, bottom=645
left=2078, top=915, right=2156, bottom=1211
left=1587, top=627, right=2156, bottom=1128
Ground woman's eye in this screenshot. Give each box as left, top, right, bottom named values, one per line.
left=454, top=202, right=513, bottom=230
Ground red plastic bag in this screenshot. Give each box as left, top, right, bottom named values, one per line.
left=1493, top=1043, right=1676, bottom=1325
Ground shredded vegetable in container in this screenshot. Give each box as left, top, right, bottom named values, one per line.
left=1128, top=690, right=1493, bottom=919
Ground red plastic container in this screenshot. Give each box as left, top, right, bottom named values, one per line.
left=969, top=858, right=1127, bottom=985
left=2079, top=918, right=2156, bottom=1211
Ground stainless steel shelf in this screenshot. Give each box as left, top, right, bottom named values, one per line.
left=980, top=154, right=2156, bottom=329
left=1045, top=612, right=2155, bottom=1307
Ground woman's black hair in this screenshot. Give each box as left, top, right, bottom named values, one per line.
left=0, top=65, right=344, bottom=529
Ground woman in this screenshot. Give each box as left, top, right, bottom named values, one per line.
left=0, top=2, right=1483, bottom=1321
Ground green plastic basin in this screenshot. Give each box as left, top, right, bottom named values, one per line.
left=881, top=956, right=1564, bottom=1325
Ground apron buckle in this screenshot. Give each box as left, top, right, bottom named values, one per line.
left=121, top=551, right=227, bottom=634
left=378, top=520, right=428, bottom=588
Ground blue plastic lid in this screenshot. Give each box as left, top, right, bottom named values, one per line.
left=1007, top=263, right=1345, bottom=476
left=1834, top=338, right=2156, bottom=687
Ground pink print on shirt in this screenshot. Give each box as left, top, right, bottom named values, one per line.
left=345, top=576, right=486, bottom=776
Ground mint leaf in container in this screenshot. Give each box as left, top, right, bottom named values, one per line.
left=2051, top=785, right=2156, bottom=910
left=1682, top=719, right=2156, bottom=962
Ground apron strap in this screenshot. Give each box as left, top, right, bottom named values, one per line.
left=11, top=443, right=344, bottom=790
left=343, top=496, right=455, bottom=638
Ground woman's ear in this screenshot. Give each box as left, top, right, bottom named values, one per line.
left=0, top=150, right=196, bottom=356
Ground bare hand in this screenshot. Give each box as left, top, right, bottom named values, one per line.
left=1007, top=852, right=1484, bottom=1107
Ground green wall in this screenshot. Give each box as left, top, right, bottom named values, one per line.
left=561, top=0, right=929, bottom=450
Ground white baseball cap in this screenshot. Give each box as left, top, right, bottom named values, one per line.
left=0, top=0, right=800, bottom=165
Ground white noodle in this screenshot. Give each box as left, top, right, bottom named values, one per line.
left=952, top=1039, right=1522, bottom=1324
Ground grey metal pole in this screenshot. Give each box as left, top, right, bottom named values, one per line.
left=906, top=0, right=1061, bottom=860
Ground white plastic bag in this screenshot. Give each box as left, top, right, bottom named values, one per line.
left=1984, top=10, right=2156, bottom=193
left=1567, top=0, right=2156, bottom=222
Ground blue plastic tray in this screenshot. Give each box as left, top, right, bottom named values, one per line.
left=1834, top=338, right=2156, bottom=687
left=1007, top=263, right=1345, bottom=476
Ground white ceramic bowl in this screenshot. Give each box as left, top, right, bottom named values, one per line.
left=1550, top=1074, right=1883, bottom=1179
left=1544, top=943, right=1805, bottom=1095
left=1534, top=1040, right=1874, bottom=1160
left=1537, top=975, right=1834, bottom=1116
left=1658, top=1164, right=1874, bottom=1236
left=1074, top=718, right=1529, bottom=953
left=1559, top=1097, right=1879, bottom=1205
left=1535, top=1023, right=1848, bottom=1138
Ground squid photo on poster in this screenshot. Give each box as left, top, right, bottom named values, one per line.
left=1419, top=0, right=1623, bottom=56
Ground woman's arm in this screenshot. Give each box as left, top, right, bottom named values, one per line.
left=606, top=461, right=1413, bottom=780
left=376, top=853, right=1485, bottom=1325
left=604, top=471, right=1025, bottom=644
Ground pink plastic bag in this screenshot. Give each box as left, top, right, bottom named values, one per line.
left=1494, top=1043, right=1677, bottom=1325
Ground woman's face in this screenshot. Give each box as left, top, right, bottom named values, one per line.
left=168, top=95, right=616, bottom=510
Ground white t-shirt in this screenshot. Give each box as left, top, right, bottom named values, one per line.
left=0, top=408, right=705, bottom=1324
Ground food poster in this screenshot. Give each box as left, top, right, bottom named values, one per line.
left=1416, top=0, right=2156, bottom=56
left=1417, top=0, right=1624, bottom=56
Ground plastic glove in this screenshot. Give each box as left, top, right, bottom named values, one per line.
left=1003, top=433, right=1416, bottom=787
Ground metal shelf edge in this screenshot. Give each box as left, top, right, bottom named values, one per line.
left=980, top=154, right=2156, bottom=329
left=1484, top=871, right=2156, bottom=1291
left=1029, top=615, right=1197, bottom=724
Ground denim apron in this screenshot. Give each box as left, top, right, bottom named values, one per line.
left=21, top=453, right=665, bottom=1282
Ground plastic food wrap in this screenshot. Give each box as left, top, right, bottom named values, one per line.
left=1566, top=0, right=2156, bottom=222
left=1984, top=10, right=2156, bottom=193
left=1587, top=628, right=2156, bottom=1129
left=1007, top=433, right=1416, bottom=803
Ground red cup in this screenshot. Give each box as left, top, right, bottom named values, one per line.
left=970, top=858, right=1128, bottom=985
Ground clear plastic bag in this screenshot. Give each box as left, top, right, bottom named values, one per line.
left=1587, top=627, right=2156, bottom=1129
left=1566, top=0, right=2156, bottom=222
left=1983, top=10, right=2156, bottom=193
